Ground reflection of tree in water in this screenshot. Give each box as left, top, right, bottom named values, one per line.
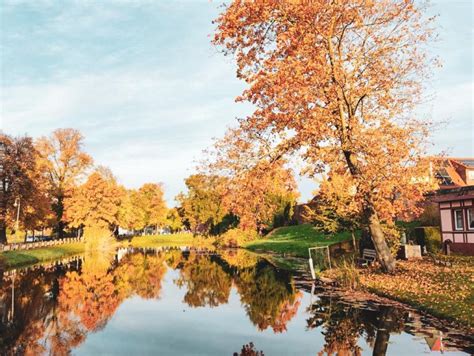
left=0, top=262, right=81, bottom=355
left=220, top=249, right=259, bottom=269
left=307, top=296, right=406, bottom=356
left=235, top=261, right=301, bottom=333
left=114, top=252, right=167, bottom=300
left=0, top=250, right=169, bottom=354
left=175, top=252, right=232, bottom=307
left=233, top=342, right=264, bottom=356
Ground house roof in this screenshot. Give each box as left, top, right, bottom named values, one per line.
left=451, top=158, right=474, bottom=168
left=432, top=185, right=474, bottom=202
left=431, top=157, right=474, bottom=187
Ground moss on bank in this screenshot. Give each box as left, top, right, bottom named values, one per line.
left=244, top=224, right=354, bottom=258
left=0, top=243, right=85, bottom=269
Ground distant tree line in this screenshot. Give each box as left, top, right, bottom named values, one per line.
left=0, top=128, right=171, bottom=244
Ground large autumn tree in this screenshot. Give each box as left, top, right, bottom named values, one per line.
left=36, top=128, right=92, bottom=238
left=0, top=134, right=51, bottom=243
left=64, top=169, right=122, bottom=241
left=213, top=0, right=437, bottom=272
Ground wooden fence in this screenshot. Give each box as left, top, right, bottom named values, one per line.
left=0, top=238, right=83, bottom=252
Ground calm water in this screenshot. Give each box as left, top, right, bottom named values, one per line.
left=0, top=248, right=472, bottom=355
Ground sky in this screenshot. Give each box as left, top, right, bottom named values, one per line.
left=1, top=0, right=473, bottom=206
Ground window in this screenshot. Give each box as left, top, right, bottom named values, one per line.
left=468, top=170, right=474, bottom=181
left=468, top=208, right=474, bottom=230
left=454, top=210, right=464, bottom=230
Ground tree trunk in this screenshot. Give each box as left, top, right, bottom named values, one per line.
left=366, top=207, right=396, bottom=273
left=0, top=226, right=6, bottom=244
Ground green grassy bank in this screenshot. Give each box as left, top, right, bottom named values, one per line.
left=244, top=224, right=354, bottom=258
left=0, top=243, right=85, bottom=269
left=125, top=233, right=215, bottom=249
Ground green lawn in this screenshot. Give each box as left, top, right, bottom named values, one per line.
left=244, top=224, right=354, bottom=258
left=0, top=243, right=85, bottom=269
left=125, top=233, right=215, bottom=249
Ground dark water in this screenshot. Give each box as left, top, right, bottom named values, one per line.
left=0, top=248, right=472, bottom=355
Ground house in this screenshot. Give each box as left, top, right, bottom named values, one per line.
left=431, top=157, right=474, bottom=189
left=434, top=185, right=474, bottom=255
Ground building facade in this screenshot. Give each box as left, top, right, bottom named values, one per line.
left=435, top=186, right=474, bottom=255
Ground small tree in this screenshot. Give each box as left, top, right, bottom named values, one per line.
left=137, top=183, right=167, bottom=233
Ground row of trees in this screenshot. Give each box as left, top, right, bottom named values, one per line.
left=176, top=160, right=298, bottom=236
left=0, top=129, right=170, bottom=244
left=0, top=126, right=296, bottom=244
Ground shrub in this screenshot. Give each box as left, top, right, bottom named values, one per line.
left=83, top=226, right=117, bottom=252
left=419, top=203, right=440, bottom=226
left=334, top=258, right=360, bottom=290
left=218, top=228, right=258, bottom=247
left=424, top=226, right=442, bottom=253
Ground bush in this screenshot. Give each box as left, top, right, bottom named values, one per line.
left=83, top=226, right=117, bottom=252
left=419, top=203, right=440, bottom=226
left=333, top=258, right=360, bottom=289
left=424, top=226, right=442, bottom=253
left=218, top=228, right=258, bottom=247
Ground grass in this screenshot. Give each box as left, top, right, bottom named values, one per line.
left=0, top=243, right=85, bottom=269
left=125, top=233, right=216, bottom=249
left=358, top=256, right=474, bottom=328
left=244, top=224, right=354, bottom=258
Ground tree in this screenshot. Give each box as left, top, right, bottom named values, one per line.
left=137, top=183, right=167, bottom=233
left=213, top=1, right=437, bottom=272
left=177, top=174, right=228, bottom=235
left=64, top=170, right=122, bottom=240
left=305, top=173, right=363, bottom=251
left=223, top=160, right=298, bottom=233
left=166, top=208, right=184, bottom=233
left=117, top=188, right=146, bottom=232
left=0, top=134, right=50, bottom=243
left=36, top=128, right=92, bottom=238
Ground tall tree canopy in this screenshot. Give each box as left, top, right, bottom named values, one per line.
left=64, top=171, right=122, bottom=234
left=213, top=0, right=437, bottom=272
left=36, top=128, right=92, bottom=237
left=177, top=174, right=228, bottom=235
left=0, top=134, right=51, bottom=243
left=137, top=183, right=168, bottom=231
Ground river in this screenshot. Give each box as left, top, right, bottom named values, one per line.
left=0, top=247, right=472, bottom=355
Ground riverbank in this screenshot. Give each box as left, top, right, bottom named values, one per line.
left=323, top=255, right=474, bottom=329
left=244, top=224, right=354, bottom=257
left=125, top=233, right=215, bottom=249
left=0, top=242, right=85, bottom=269
left=361, top=257, right=474, bottom=328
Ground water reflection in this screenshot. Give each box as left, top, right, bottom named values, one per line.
left=0, top=249, right=471, bottom=355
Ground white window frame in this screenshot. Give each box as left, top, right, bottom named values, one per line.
left=467, top=208, right=474, bottom=231
left=454, top=209, right=464, bottom=231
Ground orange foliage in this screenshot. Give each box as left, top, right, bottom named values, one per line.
left=213, top=1, right=438, bottom=272
left=64, top=171, right=122, bottom=231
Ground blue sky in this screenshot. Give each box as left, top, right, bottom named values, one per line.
left=1, top=0, right=473, bottom=205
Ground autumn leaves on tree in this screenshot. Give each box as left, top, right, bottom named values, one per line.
left=0, top=129, right=168, bottom=246
left=212, top=0, right=437, bottom=272
left=0, top=1, right=440, bottom=273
